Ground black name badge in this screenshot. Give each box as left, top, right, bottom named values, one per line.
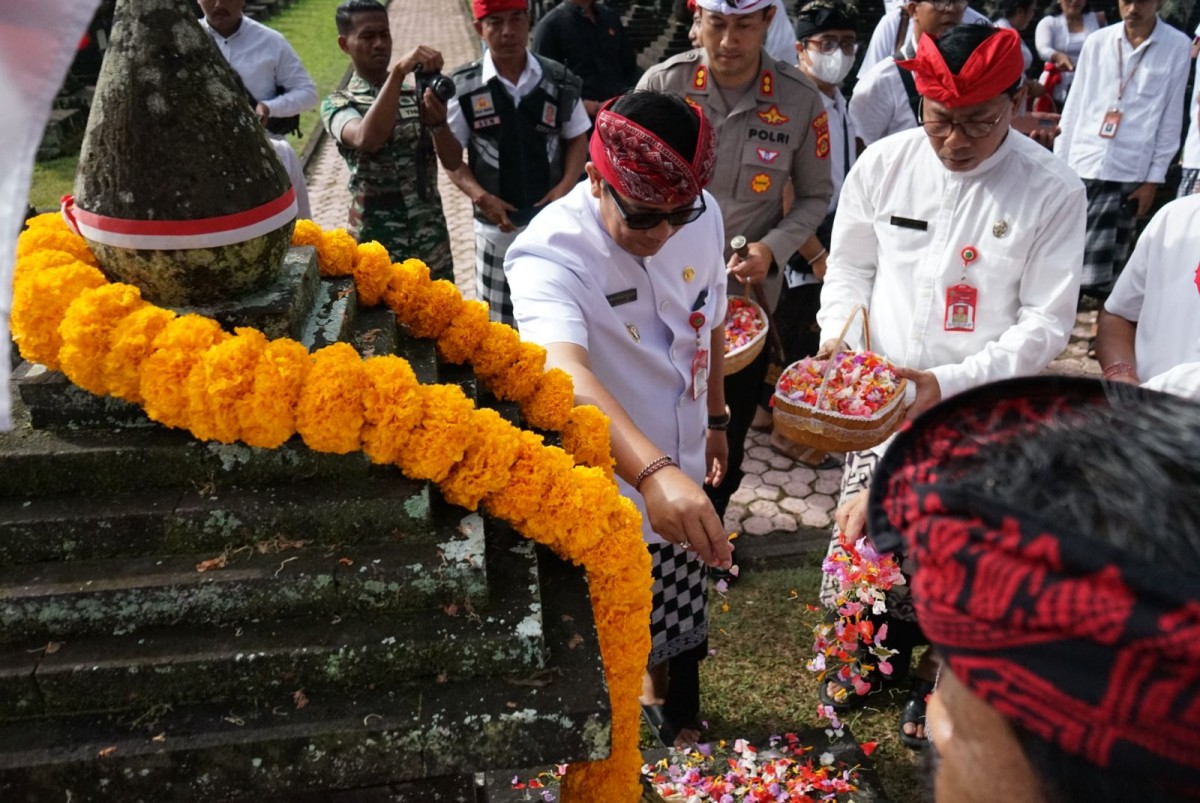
left=606, top=288, right=638, bottom=307
left=890, top=216, right=928, bottom=231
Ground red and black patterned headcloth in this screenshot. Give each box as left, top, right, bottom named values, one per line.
left=868, top=376, right=1200, bottom=796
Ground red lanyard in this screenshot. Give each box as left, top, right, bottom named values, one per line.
left=1115, top=35, right=1151, bottom=105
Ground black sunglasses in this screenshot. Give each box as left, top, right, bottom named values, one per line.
left=605, top=183, right=706, bottom=230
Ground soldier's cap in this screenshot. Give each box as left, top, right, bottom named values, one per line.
left=473, top=0, right=526, bottom=20
left=694, top=0, right=775, bottom=16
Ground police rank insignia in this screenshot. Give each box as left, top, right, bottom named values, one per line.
left=750, top=173, right=771, bottom=193
left=760, top=71, right=774, bottom=97
left=812, top=111, right=830, bottom=160
left=693, top=65, right=708, bottom=90
left=992, top=220, right=1009, bottom=238
left=757, top=104, right=789, bottom=125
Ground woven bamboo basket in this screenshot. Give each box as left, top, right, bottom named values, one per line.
left=773, top=305, right=907, bottom=453
left=723, top=293, right=768, bottom=376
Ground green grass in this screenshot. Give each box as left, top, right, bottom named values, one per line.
left=641, top=561, right=923, bottom=802
left=26, top=0, right=350, bottom=211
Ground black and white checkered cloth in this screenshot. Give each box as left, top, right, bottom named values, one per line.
left=1178, top=168, right=1200, bottom=199
left=1081, top=178, right=1142, bottom=296
left=474, top=224, right=522, bottom=327
left=648, top=542, right=709, bottom=667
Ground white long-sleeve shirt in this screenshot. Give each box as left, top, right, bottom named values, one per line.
left=202, top=16, right=318, bottom=119
left=1104, top=193, right=1200, bottom=388
left=818, top=127, right=1085, bottom=402
left=1033, top=12, right=1103, bottom=101
left=1181, top=23, right=1200, bottom=169
left=1054, top=19, right=1192, bottom=184
left=859, top=5, right=991, bottom=75
left=847, top=56, right=917, bottom=148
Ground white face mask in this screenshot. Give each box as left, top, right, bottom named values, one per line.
left=806, top=49, right=853, bottom=85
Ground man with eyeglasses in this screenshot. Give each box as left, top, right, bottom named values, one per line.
left=638, top=0, right=833, bottom=522
left=814, top=25, right=1085, bottom=750
left=858, top=0, right=992, bottom=75
left=505, top=91, right=734, bottom=750
left=849, top=0, right=968, bottom=148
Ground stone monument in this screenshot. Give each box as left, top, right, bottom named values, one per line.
left=0, top=1, right=611, bottom=799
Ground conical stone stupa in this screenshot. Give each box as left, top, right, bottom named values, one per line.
left=72, top=0, right=295, bottom=306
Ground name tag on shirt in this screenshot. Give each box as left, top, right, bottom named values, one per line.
left=890, top=216, right=928, bottom=231
left=606, top=288, right=638, bottom=307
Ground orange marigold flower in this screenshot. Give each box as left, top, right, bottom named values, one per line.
left=405, top=279, right=463, bottom=340
left=140, top=315, right=230, bottom=430
left=441, top=408, right=523, bottom=510
left=104, top=306, right=177, bottom=403
left=292, top=218, right=322, bottom=248
left=485, top=341, right=546, bottom=402
left=484, top=431, right=575, bottom=528
left=561, top=404, right=615, bottom=477
left=15, top=227, right=97, bottom=266
left=395, top=383, right=476, bottom=483
left=436, top=299, right=490, bottom=365
left=59, top=283, right=147, bottom=396
left=360, top=354, right=423, bottom=465
left=10, top=262, right=107, bottom=369
left=24, top=212, right=69, bottom=232
left=13, top=249, right=81, bottom=285
left=295, top=342, right=369, bottom=453
left=520, top=368, right=575, bottom=431
left=238, top=337, right=312, bottom=449
left=186, top=328, right=269, bottom=444
left=316, top=228, right=357, bottom=277
left=472, top=322, right=522, bottom=378
left=382, top=259, right=431, bottom=320
left=353, top=241, right=392, bottom=307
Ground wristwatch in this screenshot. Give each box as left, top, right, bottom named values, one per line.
left=707, top=405, right=732, bottom=431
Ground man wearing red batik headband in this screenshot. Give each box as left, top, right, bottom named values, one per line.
left=867, top=376, right=1200, bottom=802
left=813, top=25, right=1086, bottom=751
left=505, top=91, right=733, bottom=751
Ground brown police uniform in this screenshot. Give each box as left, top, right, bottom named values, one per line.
left=638, top=49, right=833, bottom=308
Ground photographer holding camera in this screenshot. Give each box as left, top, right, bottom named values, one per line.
left=320, top=0, right=455, bottom=281
left=438, top=0, right=590, bottom=326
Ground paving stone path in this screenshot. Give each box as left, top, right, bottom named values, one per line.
left=303, top=0, right=1102, bottom=545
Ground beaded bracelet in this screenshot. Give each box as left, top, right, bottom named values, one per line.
left=1101, top=361, right=1138, bottom=380
left=634, top=456, right=676, bottom=491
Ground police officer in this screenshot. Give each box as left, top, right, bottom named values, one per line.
left=321, top=0, right=454, bottom=281
left=637, top=0, right=833, bottom=518
left=436, top=0, right=590, bottom=326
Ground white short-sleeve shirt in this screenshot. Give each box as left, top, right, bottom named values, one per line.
left=1104, top=193, right=1200, bottom=387
left=505, top=182, right=728, bottom=544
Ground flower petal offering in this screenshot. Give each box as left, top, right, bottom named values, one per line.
left=723, top=296, right=766, bottom=354
left=773, top=350, right=907, bottom=452
left=776, top=351, right=902, bottom=418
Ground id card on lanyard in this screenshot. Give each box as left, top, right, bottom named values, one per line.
left=1101, top=37, right=1152, bottom=139
left=945, top=246, right=979, bottom=332
left=689, top=311, right=708, bottom=399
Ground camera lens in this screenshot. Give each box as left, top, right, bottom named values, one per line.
left=429, top=74, right=456, bottom=103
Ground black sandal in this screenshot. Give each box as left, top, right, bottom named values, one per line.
left=899, top=678, right=936, bottom=750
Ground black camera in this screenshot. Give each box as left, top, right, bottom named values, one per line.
left=413, top=64, right=456, bottom=103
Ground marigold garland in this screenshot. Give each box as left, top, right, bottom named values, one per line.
left=10, top=220, right=645, bottom=801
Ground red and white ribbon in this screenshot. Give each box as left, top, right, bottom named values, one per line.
left=61, top=188, right=297, bottom=250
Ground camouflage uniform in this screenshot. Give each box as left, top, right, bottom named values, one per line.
left=321, top=74, right=453, bottom=282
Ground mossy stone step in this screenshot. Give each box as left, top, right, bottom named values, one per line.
left=0, top=519, right=488, bottom=643
left=0, top=543, right=608, bottom=802
left=5, top=535, right=543, bottom=719
left=351, top=306, right=401, bottom=359
left=0, top=475, right=435, bottom=568
left=303, top=277, right=358, bottom=351
left=0, top=410, right=387, bottom=498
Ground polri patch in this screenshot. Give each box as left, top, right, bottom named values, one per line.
left=472, top=92, right=495, bottom=116
left=750, top=173, right=771, bottom=193
left=757, top=104, right=789, bottom=125
left=756, top=147, right=780, bottom=164
left=812, top=111, right=830, bottom=160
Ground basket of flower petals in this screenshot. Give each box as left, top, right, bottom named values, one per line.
left=773, top=306, right=906, bottom=453
left=723, top=295, right=768, bottom=375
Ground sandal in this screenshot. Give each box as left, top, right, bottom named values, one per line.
left=899, top=678, right=936, bottom=750
left=642, top=702, right=702, bottom=749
